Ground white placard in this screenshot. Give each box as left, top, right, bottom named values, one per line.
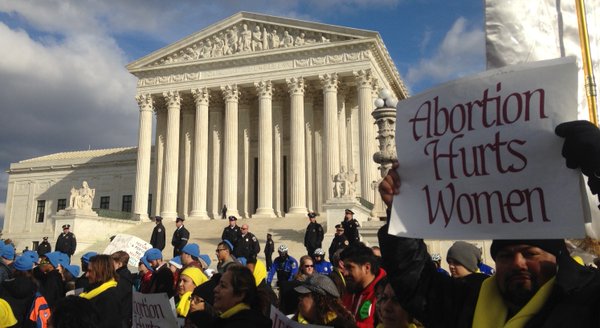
left=270, top=305, right=330, bottom=328
left=392, top=57, right=586, bottom=239
left=132, top=291, right=178, bottom=328
left=104, top=234, right=153, bottom=267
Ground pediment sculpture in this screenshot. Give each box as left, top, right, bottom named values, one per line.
left=150, top=21, right=353, bottom=66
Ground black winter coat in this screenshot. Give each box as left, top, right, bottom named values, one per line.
left=0, top=276, right=37, bottom=327
left=115, top=267, right=133, bottom=328
left=150, top=222, right=166, bottom=250
left=377, top=223, right=600, bottom=328
left=87, top=285, right=122, bottom=328
left=304, top=222, right=324, bottom=253
left=211, top=308, right=272, bottom=328
left=172, top=226, right=190, bottom=256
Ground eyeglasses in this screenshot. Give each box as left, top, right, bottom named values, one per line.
left=215, top=248, right=227, bottom=252
left=377, top=294, right=399, bottom=304
left=303, top=264, right=314, bottom=268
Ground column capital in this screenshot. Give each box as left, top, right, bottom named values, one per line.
left=353, top=69, right=374, bottom=87
left=254, top=80, right=273, bottom=98
left=162, top=90, right=181, bottom=107
left=221, top=84, right=240, bottom=102
left=371, top=79, right=381, bottom=97
left=286, top=77, right=305, bottom=96
left=191, top=87, right=210, bottom=106
left=136, top=93, right=154, bottom=112
left=319, top=73, right=339, bottom=91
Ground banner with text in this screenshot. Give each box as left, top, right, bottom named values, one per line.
left=104, top=234, right=152, bottom=267
left=391, top=57, right=586, bottom=239
left=132, top=291, right=178, bottom=328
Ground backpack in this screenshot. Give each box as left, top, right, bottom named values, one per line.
left=28, top=292, right=51, bottom=328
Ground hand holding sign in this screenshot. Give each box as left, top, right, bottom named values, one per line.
left=556, top=120, right=600, bottom=195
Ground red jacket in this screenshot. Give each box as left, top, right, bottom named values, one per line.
left=342, top=268, right=386, bottom=328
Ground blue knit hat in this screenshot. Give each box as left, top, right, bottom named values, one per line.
left=0, top=244, right=15, bottom=261
left=23, top=250, right=39, bottom=264
left=81, top=251, right=98, bottom=264
left=65, top=264, right=81, bottom=277
left=13, top=256, right=34, bottom=271
left=223, top=239, right=234, bottom=251
left=182, top=244, right=200, bottom=258
left=45, top=251, right=68, bottom=268
left=144, top=248, right=163, bottom=261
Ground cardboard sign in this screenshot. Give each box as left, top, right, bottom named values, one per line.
left=270, top=305, right=330, bottom=328
left=132, top=291, right=178, bottom=328
left=104, top=234, right=152, bottom=267
left=391, top=57, right=586, bottom=239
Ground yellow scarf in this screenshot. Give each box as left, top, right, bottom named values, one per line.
left=79, top=279, right=118, bottom=300
left=220, top=303, right=250, bottom=319
left=176, top=291, right=193, bottom=317
left=473, top=276, right=556, bottom=328
left=297, top=312, right=338, bottom=325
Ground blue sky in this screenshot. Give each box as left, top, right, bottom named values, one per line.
left=0, top=0, right=485, bottom=224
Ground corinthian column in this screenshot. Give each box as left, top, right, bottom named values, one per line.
left=161, top=90, right=181, bottom=220
left=320, top=73, right=340, bottom=201
left=254, top=81, right=276, bottom=218
left=133, top=93, right=154, bottom=221
left=354, top=69, right=376, bottom=203
left=286, top=77, right=308, bottom=216
left=153, top=107, right=167, bottom=216
left=221, top=85, right=240, bottom=218
left=338, top=85, right=349, bottom=172
left=189, top=88, right=210, bottom=220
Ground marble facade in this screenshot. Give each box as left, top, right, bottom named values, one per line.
left=128, top=12, right=408, bottom=221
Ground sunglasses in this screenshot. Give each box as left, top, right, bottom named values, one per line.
left=303, top=264, right=314, bottom=268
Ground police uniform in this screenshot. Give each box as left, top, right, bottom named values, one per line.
left=150, top=218, right=166, bottom=251
left=171, top=222, right=190, bottom=257
left=234, top=232, right=260, bottom=261
left=342, top=217, right=360, bottom=245
left=329, top=233, right=349, bottom=262
left=264, top=235, right=275, bottom=269
left=267, top=254, right=298, bottom=286
left=37, top=238, right=52, bottom=256
left=221, top=218, right=242, bottom=248
left=304, top=214, right=324, bottom=256
left=55, top=225, right=77, bottom=257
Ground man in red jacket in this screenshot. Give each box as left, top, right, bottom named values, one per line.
left=340, top=243, right=386, bottom=328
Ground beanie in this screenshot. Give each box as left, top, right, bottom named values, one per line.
left=490, top=239, right=567, bottom=260
left=181, top=267, right=207, bottom=287
left=446, top=241, right=480, bottom=273
left=13, top=256, right=34, bottom=271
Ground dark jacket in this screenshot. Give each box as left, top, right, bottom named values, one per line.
left=221, top=225, right=241, bottom=248
left=329, top=234, right=349, bottom=262
left=115, top=267, right=133, bottom=328
left=304, top=221, right=324, bottom=254
left=0, top=275, right=37, bottom=327
left=34, top=267, right=64, bottom=309
left=36, top=241, right=51, bottom=256
left=377, top=223, right=600, bottom=328
left=234, top=232, right=260, bottom=261
left=211, top=308, right=272, bottom=328
left=172, top=226, right=190, bottom=256
left=86, top=284, right=122, bottom=328
left=148, top=264, right=175, bottom=299
left=341, top=219, right=360, bottom=245
left=55, top=232, right=77, bottom=256
left=150, top=222, right=166, bottom=250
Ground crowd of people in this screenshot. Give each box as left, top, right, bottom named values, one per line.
left=1, top=121, right=600, bottom=328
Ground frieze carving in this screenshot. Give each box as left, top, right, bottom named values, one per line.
left=149, top=20, right=348, bottom=67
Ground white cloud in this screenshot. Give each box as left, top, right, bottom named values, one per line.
left=405, top=17, right=485, bottom=92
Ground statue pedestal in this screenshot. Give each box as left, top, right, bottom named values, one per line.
left=322, top=198, right=371, bottom=234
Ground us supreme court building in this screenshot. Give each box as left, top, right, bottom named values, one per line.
left=3, top=12, right=407, bottom=248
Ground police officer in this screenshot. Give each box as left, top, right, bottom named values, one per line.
left=234, top=224, right=260, bottom=261
left=303, top=212, right=324, bottom=256
left=171, top=217, right=189, bottom=257
left=341, top=209, right=360, bottom=245
left=37, top=236, right=52, bottom=256
left=55, top=224, right=77, bottom=258
left=264, top=233, right=275, bottom=269
left=328, top=224, right=349, bottom=263
left=312, top=248, right=333, bottom=275
left=266, top=244, right=298, bottom=287
left=221, top=216, right=241, bottom=248
left=150, top=216, right=166, bottom=251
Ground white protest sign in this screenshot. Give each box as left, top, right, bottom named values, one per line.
left=132, top=291, right=178, bottom=328
left=104, top=234, right=152, bottom=267
left=392, top=57, right=586, bottom=239
left=270, top=305, right=330, bottom=328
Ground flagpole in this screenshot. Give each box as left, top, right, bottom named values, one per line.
left=575, top=0, right=598, bottom=126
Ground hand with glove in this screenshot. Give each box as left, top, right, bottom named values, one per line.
left=555, top=120, right=600, bottom=195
